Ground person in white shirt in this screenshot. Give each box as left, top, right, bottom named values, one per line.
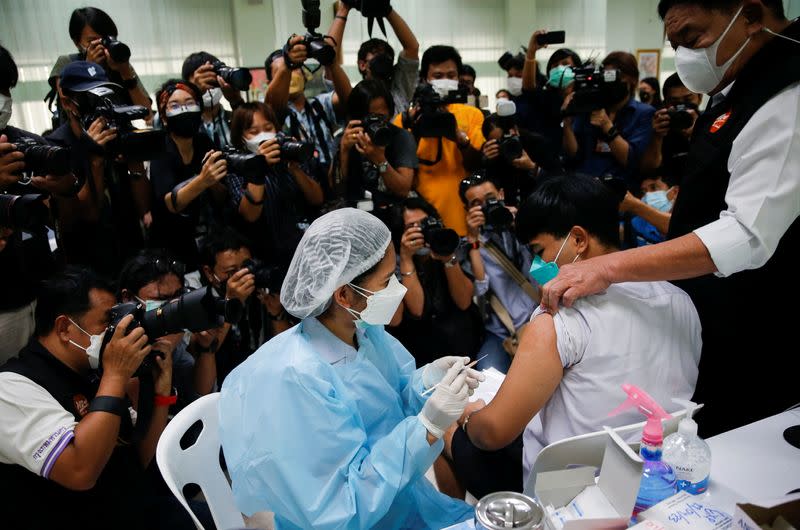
left=536, top=0, right=800, bottom=437
left=442, top=174, right=701, bottom=496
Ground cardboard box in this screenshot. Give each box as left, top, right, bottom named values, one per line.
left=733, top=493, right=800, bottom=530
left=534, top=429, right=644, bottom=530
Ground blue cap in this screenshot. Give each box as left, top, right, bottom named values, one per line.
left=59, top=61, right=117, bottom=93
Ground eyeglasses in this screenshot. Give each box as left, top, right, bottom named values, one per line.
left=152, top=258, right=186, bottom=277
left=460, top=173, right=488, bottom=189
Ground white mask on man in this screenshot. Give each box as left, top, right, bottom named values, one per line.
left=202, top=87, right=223, bottom=109
left=506, top=77, right=523, bottom=96
left=68, top=318, right=106, bottom=370
left=674, top=4, right=750, bottom=94
left=0, top=93, right=12, bottom=130
left=430, top=79, right=459, bottom=98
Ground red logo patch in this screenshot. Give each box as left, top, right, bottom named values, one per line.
left=710, top=111, right=731, bottom=133
left=73, top=394, right=89, bottom=417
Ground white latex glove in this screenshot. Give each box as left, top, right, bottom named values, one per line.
left=423, top=355, right=485, bottom=393
left=419, top=360, right=471, bottom=439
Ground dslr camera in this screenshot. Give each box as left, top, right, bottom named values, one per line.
left=298, top=0, right=336, bottom=67
left=14, top=136, right=72, bottom=176
left=0, top=193, right=49, bottom=230
left=243, top=258, right=286, bottom=294
left=482, top=198, right=513, bottom=229
left=419, top=216, right=460, bottom=256
left=211, top=60, right=252, bottom=92
left=362, top=113, right=396, bottom=147
left=494, top=99, right=523, bottom=164
left=667, top=104, right=696, bottom=131
left=99, top=285, right=242, bottom=376
left=564, top=65, right=629, bottom=116
left=276, top=133, right=314, bottom=162
left=78, top=85, right=165, bottom=160
left=406, top=83, right=467, bottom=140
left=222, top=147, right=269, bottom=181
left=100, top=36, right=131, bottom=63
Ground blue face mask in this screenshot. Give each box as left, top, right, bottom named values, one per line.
left=643, top=190, right=673, bottom=212
left=136, top=296, right=166, bottom=313
left=529, top=234, right=578, bottom=286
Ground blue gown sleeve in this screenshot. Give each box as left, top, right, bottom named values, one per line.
left=366, top=327, right=428, bottom=416
left=222, top=361, right=442, bottom=530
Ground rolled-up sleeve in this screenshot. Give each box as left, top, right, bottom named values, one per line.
left=694, top=82, right=800, bottom=277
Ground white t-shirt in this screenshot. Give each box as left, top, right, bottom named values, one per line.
left=0, top=373, right=78, bottom=479
left=522, top=281, right=702, bottom=482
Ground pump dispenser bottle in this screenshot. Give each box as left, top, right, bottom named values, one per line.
left=609, top=384, right=677, bottom=522
left=663, top=399, right=711, bottom=494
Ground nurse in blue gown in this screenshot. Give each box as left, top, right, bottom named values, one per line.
left=219, top=208, right=482, bottom=529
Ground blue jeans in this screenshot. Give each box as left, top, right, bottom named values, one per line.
left=476, top=332, right=512, bottom=373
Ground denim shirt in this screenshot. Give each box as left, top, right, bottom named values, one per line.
left=571, top=98, right=655, bottom=189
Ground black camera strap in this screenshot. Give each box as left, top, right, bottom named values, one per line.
left=416, top=136, right=444, bottom=166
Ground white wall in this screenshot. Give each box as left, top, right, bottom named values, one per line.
left=5, top=0, right=796, bottom=133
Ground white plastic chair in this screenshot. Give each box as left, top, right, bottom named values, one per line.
left=156, top=392, right=245, bottom=530
left=523, top=405, right=701, bottom=497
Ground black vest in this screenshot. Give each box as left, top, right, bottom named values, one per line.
left=667, top=20, right=800, bottom=437
left=0, top=340, right=146, bottom=529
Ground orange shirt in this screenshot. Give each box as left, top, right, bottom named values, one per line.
left=393, top=103, right=485, bottom=235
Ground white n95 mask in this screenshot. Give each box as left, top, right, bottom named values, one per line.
left=68, top=318, right=106, bottom=369
left=674, top=4, right=750, bottom=94
left=0, top=94, right=11, bottom=129
left=506, top=77, right=523, bottom=96
left=430, top=79, right=459, bottom=98
left=202, top=87, right=223, bottom=108
left=345, top=275, right=407, bottom=326
left=245, top=131, right=277, bottom=154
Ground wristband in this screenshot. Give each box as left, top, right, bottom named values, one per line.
left=603, top=126, right=619, bottom=142
left=469, top=241, right=481, bottom=251
left=335, top=15, right=348, bottom=21
left=400, top=269, right=416, bottom=277
left=121, top=75, right=138, bottom=90
left=243, top=189, right=265, bottom=205
left=154, top=388, right=178, bottom=407
left=88, top=396, right=128, bottom=417
left=444, top=254, right=458, bottom=268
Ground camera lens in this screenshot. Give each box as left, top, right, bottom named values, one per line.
left=308, top=38, right=335, bottom=67
left=224, top=149, right=269, bottom=179
left=102, top=37, right=131, bottom=63
left=363, top=115, right=394, bottom=147
left=483, top=200, right=513, bottom=228
left=214, top=61, right=252, bottom=92
left=277, top=136, right=314, bottom=162
left=15, top=138, right=72, bottom=176
left=139, top=286, right=242, bottom=339
left=0, top=194, right=49, bottom=230
left=669, top=108, right=694, bottom=131
left=420, top=217, right=460, bottom=256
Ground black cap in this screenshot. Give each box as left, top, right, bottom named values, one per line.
left=60, top=61, right=117, bottom=93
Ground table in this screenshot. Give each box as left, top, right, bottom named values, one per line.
left=705, top=407, right=800, bottom=514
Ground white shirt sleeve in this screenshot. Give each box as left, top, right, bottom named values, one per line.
left=694, top=81, right=800, bottom=277
left=0, top=373, right=78, bottom=478
left=530, top=305, right=590, bottom=368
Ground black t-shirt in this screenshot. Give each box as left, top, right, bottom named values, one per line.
left=148, top=133, right=218, bottom=268
left=660, top=131, right=692, bottom=184
left=337, top=125, right=419, bottom=207
left=512, top=88, right=565, bottom=157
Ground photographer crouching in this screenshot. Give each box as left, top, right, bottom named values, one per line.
left=0, top=266, right=210, bottom=530
left=331, top=79, right=417, bottom=222
left=389, top=197, right=484, bottom=367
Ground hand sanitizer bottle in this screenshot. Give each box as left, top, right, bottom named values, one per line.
left=663, top=399, right=711, bottom=495
left=608, top=384, right=677, bottom=523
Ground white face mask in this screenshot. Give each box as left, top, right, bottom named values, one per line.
left=430, top=79, right=459, bottom=98
left=344, top=275, right=407, bottom=326
left=506, top=76, right=523, bottom=96
left=674, top=4, right=750, bottom=94
left=202, top=87, right=223, bottom=109
left=0, top=93, right=12, bottom=130
left=68, top=318, right=106, bottom=370
left=245, top=131, right=277, bottom=154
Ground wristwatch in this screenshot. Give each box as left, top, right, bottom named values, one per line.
left=376, top=161, right=389, bottom=174
left=121, top=74, right=139, bottom=90
left=444, top=255, right=459, bottom=268
left=602, top=125, right=620, bottom=142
